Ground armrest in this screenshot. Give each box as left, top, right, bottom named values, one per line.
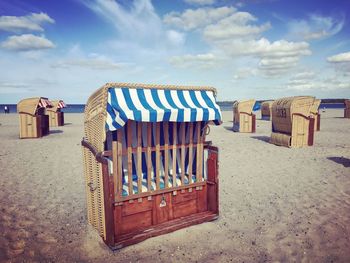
left=81, top=138, right=109, bottom=164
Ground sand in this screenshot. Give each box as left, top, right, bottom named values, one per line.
left=0, top=109, right=349, bottom=262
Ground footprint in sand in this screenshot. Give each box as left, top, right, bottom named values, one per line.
left=36, top=233, right=57, bottom=244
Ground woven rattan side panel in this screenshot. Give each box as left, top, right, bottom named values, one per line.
left=239, top=113, right=251, bottom=133
left=291, top=115, right=309, bottom=148
left=82, top=86, right=108, bottom=240
left=83, top=113, right=107, bottom=239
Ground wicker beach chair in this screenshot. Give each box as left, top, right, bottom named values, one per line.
left=81, top=83, right=222, bottom=249
left=46, top=100, right=66, bottom=127
left=310, top=99, right=321, bottom=131
left=270, top=96, right=315, bottom=148
left=261, top=100, right=274, bottom=120
left=344, top=99, right=350, bottom=118
left=232, top=99, right=256, bottom=132
left=17, top=97, right=52, bottom=139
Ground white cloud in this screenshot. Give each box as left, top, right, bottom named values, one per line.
left=288, top=14, right=344, bottom=41
left=163, top=6, right=235, bottom=31
left=1, top=34, right=55, bottom=51
left=82, top=0, right=163, bottom=43
left=52, top=54, right=122, bottom=70
left=166, top=30, right=185, bottom=46
left=164, top=6, right=310, bottom=77
left=184, top=0, right=216, bottom=5
left=327, top=51, right=350, bottom=63
left=0, top=12, right=54, bottom=33
left=233, top=67, right=257, bottom=79
left=285, top=70, right=350, bottom=91
left=203, top=12, right=270, bottom=40
left=169, top=53, right=219, bottom=69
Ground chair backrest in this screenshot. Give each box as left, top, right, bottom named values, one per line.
left=271, top=96, right=314, bottom=134
left=261, top=101, right=274, bottom=116
left=310, top=99, right=321, bottom=115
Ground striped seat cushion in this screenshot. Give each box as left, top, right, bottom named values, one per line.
left=122, top=173, right=201, bottom=196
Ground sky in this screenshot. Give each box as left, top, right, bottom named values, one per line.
left=0, top=0, right=349, bottom=103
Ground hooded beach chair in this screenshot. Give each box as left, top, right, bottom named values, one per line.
left=232, top=99, right=256, bottom=132
left=344, top=99, right=350, bottom=118
left=46, top=100, right=66, bottom=127
left=17, top=97, right=52, bottom=139
left=310, top=99, right=321, bottom=131
left=270, top=96, right=315, bottom=148
left=261, top=100, right=274, bottom=120
left=81, top=83, right=222, bottom=249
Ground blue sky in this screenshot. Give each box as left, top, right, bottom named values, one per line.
left=0, top=0, right=349, bottom=103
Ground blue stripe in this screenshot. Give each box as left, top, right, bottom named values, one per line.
left=136, top=89, right=157, bottom=122
left=106, top=87, right=222, bottom=131
left=151, top=89, right=172, bottom=121
left=109, top=89, right=129, bottom=129
left=106, top=103, right=123, bottom=130
left=201, top=91, right=221, bottom=121
left=121, top=88, right=142, bottom=121
left=189, top=90, right=209, bottom=121
left=177, top=91, right=196, bottom=122
left=164, top=90, right=184, bottom=122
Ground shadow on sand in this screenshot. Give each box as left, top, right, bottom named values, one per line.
left=50, top=130, right=64, bottom=134
left=327, top=157, right=350, bottom=168
left=250, top=136, right=270, bottom=143
left=224, top=126, right=233, bottom=131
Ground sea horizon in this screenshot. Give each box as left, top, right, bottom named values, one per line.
left=1, top=101, right=346, bottom=113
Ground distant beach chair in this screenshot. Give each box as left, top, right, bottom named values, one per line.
left=344, top=99, right=350, bottom=118
left=310, top=99, right=321, bottom=131
left=232, top=99, right=256, bottom=132
left=270, top=96, right=315, bottom=148
left=46, top=100, right=66, bottom=127
left=17, top=97, right=53, bottom=139
left=261, top=100, right=274, bottom=120
left=81, top=83, right=222, bottom=249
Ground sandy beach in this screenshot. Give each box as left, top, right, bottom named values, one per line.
left=0, top=109, right=349, bottom=262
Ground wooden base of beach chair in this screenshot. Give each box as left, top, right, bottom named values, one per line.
left=233, top=113, right=256, bottom=133
left=270, top=114, right=314, bottom=148
left=344, top=109, right=350, bottom=118
left=82, top=139, right=219, bottom=249
left=19, top=113, right=50, bottom=138
left=111, top=184, right=218, bottom=249
left=48, top=111, right=64, bottom=127
left=315, top=113, right=320, bottom=131
left=261, top=114, right=270, bottom=121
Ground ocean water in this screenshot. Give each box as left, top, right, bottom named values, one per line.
left=0, top=103, right=345, bottom=113
left=218, top=102, right=345, bottom=111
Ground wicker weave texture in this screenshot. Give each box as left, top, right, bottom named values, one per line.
left=47, top=111, right=57, bottom=127
left=271, top=96, right=314, bottom=147
left=82, top=82, right=220, bottom=239
left=17, top=97, right=41, bottom=115
left=19, top=114, right=38, bottom=138
left=310, top=99, right=321, bottom=131
left=271, top=96, right=314, bottom=134
left=46, top=100, right=60, bottom=113
left=345, top=100, right=350, bottom=118
left=261, top=101, right=274, bottom=117
left=233, top=100, right=255, bottom=132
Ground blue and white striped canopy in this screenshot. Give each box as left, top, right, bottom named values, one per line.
left=106, top=87, right=222, bottom=131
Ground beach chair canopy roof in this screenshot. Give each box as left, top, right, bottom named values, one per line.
left=105, top=83, right=222, bottom=131
left=47, top=100, right=67, bottom=112
left=17, top=97, right=53, bottom=115
left=233, top=99, right=255, bottom=113
left=310, top=99, right=321, bottom=114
